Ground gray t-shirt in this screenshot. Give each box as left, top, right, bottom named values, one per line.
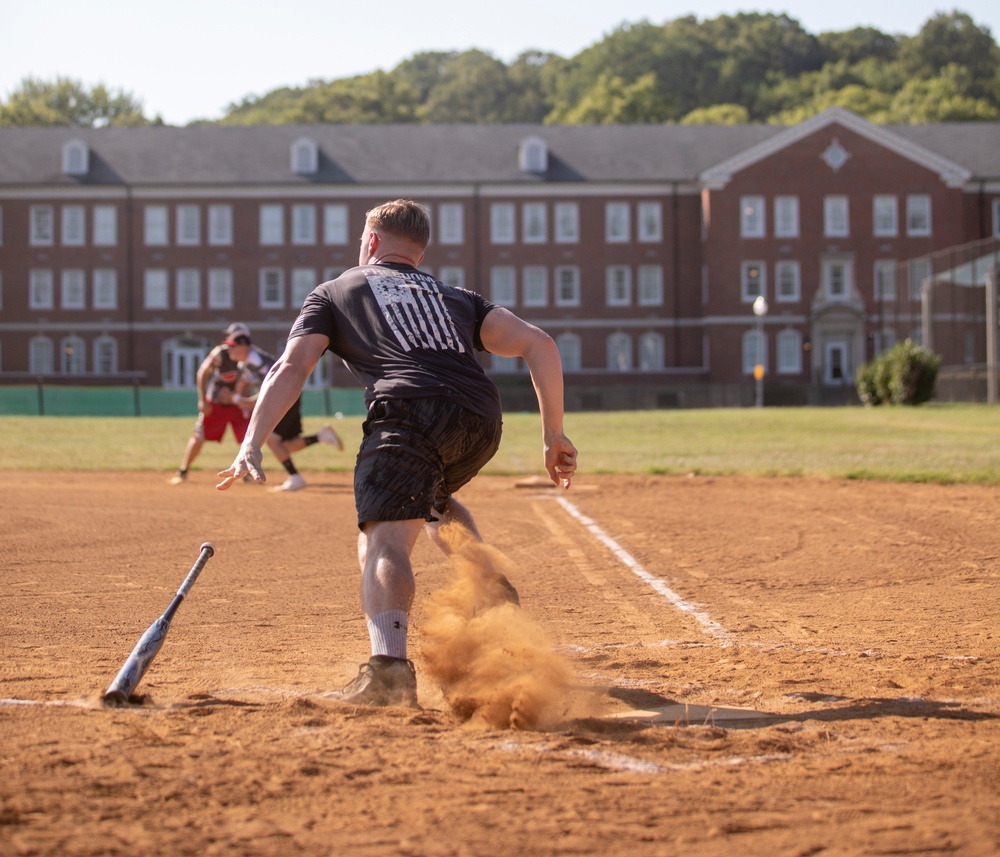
left=288, top=263, right=503, bottom=420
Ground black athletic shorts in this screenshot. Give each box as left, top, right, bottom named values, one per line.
left=354, top=397, right=503, bottom=528
left=273, top=397, right=303, bottom=441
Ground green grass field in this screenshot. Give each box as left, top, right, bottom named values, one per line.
left=3, top=403, right=999, bottom=485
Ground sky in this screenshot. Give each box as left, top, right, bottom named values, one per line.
left=3, top=0, right=998, bottom=126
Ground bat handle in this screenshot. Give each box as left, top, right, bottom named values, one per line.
left=174, top=542, right=216, bottom=602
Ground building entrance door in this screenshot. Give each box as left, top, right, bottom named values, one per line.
left=824, top=341, right=849, bottom=385
left=166, top=346, right=206, bottom=388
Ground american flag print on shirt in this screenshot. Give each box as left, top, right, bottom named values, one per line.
left=365, top=268, right=464, bottom=354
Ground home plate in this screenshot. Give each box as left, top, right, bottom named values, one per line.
left=609, top=702, right=773, bottom=726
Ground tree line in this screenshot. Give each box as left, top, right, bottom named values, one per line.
left=2, top=10, right=998, bottom=128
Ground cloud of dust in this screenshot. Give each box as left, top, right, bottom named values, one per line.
left=420, top=524, right=583, bottom=730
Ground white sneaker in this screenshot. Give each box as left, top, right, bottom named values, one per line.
left=317, top=425, right=344, bottom=451
left=271, top=473, right=307, bottom=492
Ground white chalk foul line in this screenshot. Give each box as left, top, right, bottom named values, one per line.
left=555, top=496, right=732, bottom=644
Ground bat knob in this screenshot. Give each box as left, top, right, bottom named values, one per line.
left=200, top=542, right=216, bottom=557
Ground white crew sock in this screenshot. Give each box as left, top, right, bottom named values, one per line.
left=366, top=610, right=409, bottom=660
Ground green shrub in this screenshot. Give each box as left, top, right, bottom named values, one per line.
left=855, top=340, right=941, bottom=406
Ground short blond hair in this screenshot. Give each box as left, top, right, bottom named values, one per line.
left=365, top=199, right=431, bottom=248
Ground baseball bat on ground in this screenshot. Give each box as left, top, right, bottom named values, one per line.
left=103, top=542, right=215, bottom=706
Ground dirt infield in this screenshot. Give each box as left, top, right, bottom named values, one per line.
left=2, top=470, right=998, bottom=856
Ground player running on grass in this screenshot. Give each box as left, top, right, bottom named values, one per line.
left=217, top=198, right=577, bottom=707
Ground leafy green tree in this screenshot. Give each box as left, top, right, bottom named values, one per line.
left=887, top=64, right=1000, bottom=121
left=418, top=50, right=514, bottom=123
left=548, top=72, right=670, bottom=124
left=898, top=11, right=1000, bottom=100
left=817, top=27, right=898, bottom=65
left=0, top=76, right=151, bottom=127
left=680, top=103, right=750, bottom=125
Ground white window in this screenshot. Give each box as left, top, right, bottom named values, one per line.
left=208, top=205, right=233, bottom=246
left=774, top=196, right=799, bottom=238
left=30, top=269, right=54, bottom=309
left=741, top=261, right=765, bottom=302
left=554, top=202, right=579, bottom=243
left=94, top=337, right=118, bottom=375
left=260, top=205, right=284, bottom=245
left=740, top=196, right=765, bottom=238
left=606, top=266, right=631, bottom=306
left=908, top=257, right=932, bottom=301
left=523, top=266, right=547, bottom=306
left=30, top=337, right=54, bottom=374
left=638, top=202, right=662, bottom=242
left=822, top=258, right=853, bottom=301
left=176, top=205, right=200, bottom=245
left=292, top=268, right=316, bottom=307
left=438, top=267, right=464, bottom=288
left=93, top=269, right=117, bottom=310
left=208, top=268, right=233, bottom=309
left=874, top=260, right=897, bottom=301
left=638, top=266, right=663, bottom=306
left=490, top=267, right=516, bottom=307
left=557, top=332, right=581, bottom=372
left=61, top=269, right=86, bottom=309
left=291, top=138, right=318, bottom=175
left=62, top=336, right=86, bottom=375
left=323, top=204, right=349, bottom=245
left=62, top=140, right=88, bottom=175
left=522, top=202, right=547, bottom=243
left=873, top=195, right=898, bottom=237
left=292, top=204, right=316, bottom=245
left=608, top=333, right=632, bottom=371
left=906, top=195, right=932, bottom=236
left=144, top=269, right=169, bottom=309
left=144, top=205, right=169, bottom=245
left=439, top=204, right=463, bottom=245
left=490, top=203, right=515, bottom=244
left=639, top=332, right=664, bottom=371
left=823, top=196, right=849, bottom=238
left=555, top=267, right=580, bottom=307
left=93, top=206, right=117, bottom=246
left=775, top=260, right=800, bottom=302
left=30, top=206, right=54, bottom=246
left=176, top=269, right=200, bottom=309
left=519, top=137, right=548, bottom=173
left=742, top=329, right=767, bottom=374
left=62, top=205, right=85, bottom=246
left=260, top=268, right=284, bottom=308
left=605, top=202, right=630, bottom=243
left=777, top=329, right=802, bottom=374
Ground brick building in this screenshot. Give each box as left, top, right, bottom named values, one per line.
left=1, top=107, right=998, bottom=408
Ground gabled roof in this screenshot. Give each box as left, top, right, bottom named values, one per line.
left=699, top=107, right=974, bottom=189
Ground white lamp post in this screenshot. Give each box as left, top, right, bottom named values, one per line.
left=752, top=295, right=768, bottom=408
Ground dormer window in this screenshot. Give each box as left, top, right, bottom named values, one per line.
left=519, top=136, right=548, bottom=174
left=62, top=139, right=89, bottom=176
left=291, top=137, right=318, bottom=175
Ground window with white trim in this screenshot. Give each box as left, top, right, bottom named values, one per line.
left=742, top=329, right=767, bottom=374
left=323, top=204, right=349, bottom=245
left=490, top=203, right=515, bottom=244
left=639, top=332, right=664, bottom=371
left=62, top=205, right=85, bottom=246
left=144, top=269, right=169, bottom=309
left=741, top=261, right=765, bottom=302
left=907, top=257, right=931, bottom=301
left=777, top=329, right=802, bottom=373
left=291, top=138, right=318, bottom=175
left=62, top=140, right=88, bottom=175
left=637, top=202, right=662, bottom=242
left=292, top=268, right=316, bottom=307
left=176, top=269, right=200, bottom=309
left=554, top=202, right=579, bottom=243
left=822, top=258, right=853, bottom=301
left=608, top=332, right=632, bottom=371
left=30, top=206, right=54, bottom=246
left=438, top=204, right=463, bottom=245
left=94, top=337, right=118, bottom=375
left=208, top=268, right=233, bottom=309
left=93, top=269, right=117, bottom=310
left=490, top=267, right=516, bottom=307
left=638, top=266, right=663, bottom=306
left=823, top=196, right=849, bottom=238
left=605, top=202, right=630, bottom=243
left=62, top=336, right=86, bottom=375
left=522, top=202, right=547, bottom=244
left=606, top=266, right=631, bottom=306
left=208, top=205, right=233, bottom=246
left=30, top=337, right=54, bottom=374
left=774, top=196, right=799, bottom=238
left=260, top=268, right=284, bottom=308
left=775, top=260, right=800, bottom=302
left=523, top=266, right=547, bottom=307
left=93, top=205, right=117, bottom=246
left=557, top=333, right=581, bottom=372
left=555, top=267, right=580, bottom=307
left=873, top=195, right=898, bottom=237
left=30, top=269, right=54, bottom=309
left=436, top=267, right=463, bottom=288
left=740, top=196, right=765, bottom=238
left=176, top=205, right=200, bottom=246
left=906, top=195, right=931, bottom=236
left=61, top=269, right=86, bottom=309
left=292, top=205, right=317, bottom=245
left=260, top=205, right=284, bottom=245
left=874, top=259, right=897, bottom=301
left=144, top=205, right=168, bottom=245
